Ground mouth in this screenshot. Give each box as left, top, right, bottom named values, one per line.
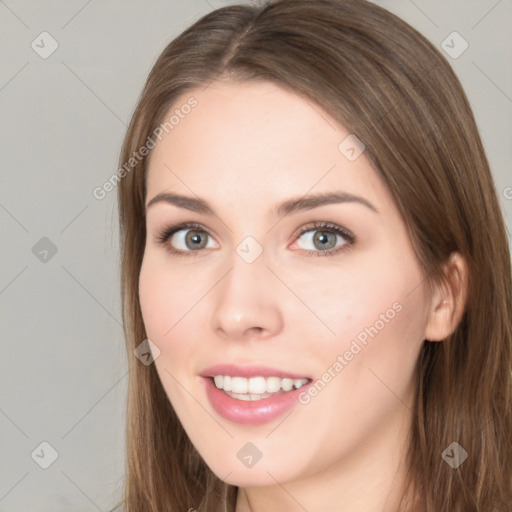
left=200, top=364, right=314, bottom=425
left=211, top=375, right=310, bottom=401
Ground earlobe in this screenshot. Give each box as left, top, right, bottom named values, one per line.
left=424, top=252, right=468, bottom=342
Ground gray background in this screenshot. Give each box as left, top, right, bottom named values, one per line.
left=1, top=0, right=511, bottom=510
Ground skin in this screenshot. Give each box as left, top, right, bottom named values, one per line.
left=139, top=80, right=467, bottom=512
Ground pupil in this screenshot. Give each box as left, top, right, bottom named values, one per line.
left=187, top=230, right=206, bottom=250
left=314, top=231, right=335, bottom=250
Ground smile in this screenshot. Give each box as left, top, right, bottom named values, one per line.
left=213, top=375, right=309, bottom=400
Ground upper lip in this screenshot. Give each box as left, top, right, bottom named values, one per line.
left=200, top=363, right=312, bottom=380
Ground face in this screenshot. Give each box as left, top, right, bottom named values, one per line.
left=139, top=80, right=431, bottom=489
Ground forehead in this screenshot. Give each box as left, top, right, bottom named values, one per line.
left=145, top=80, right=390, bottom=216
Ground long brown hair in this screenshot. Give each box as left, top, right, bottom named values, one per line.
left=114, top=0, right=512, bottom=510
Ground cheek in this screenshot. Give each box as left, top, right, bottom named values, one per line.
left=138, top=257, right=196, bottom=407
left=138, top=259, right=168, bottom=339
left=138, top=254, right=209, bottom=378
left=138, top=256, right=191, bottom=359
left=309, top=242, right=427, bottom=376
left=138, top=254, right=196, bottom=336
left=289, top=257, right=426, bottom=465
left=302, top=261, right=403, bottom=340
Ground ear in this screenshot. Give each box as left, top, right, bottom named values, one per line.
left=424, top=252, right=468, bottom=342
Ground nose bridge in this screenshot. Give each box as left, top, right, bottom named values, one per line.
left=210, top=245, right=282, bottom=340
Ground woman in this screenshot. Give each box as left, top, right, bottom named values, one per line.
left=113, top=0, right=512, bottom=510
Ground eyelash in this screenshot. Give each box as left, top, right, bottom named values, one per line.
left=155, top=221, right=356, bottom=258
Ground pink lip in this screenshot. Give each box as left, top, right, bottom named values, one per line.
left=202, top=376, right=312, bottom=425
left=199, top=364, right=313, bottom=425
left=200, top=363, right=311, bottom=380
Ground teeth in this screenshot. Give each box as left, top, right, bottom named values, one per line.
left=266, top=376, right=282, bottom=393
left=282, top=378, right=294, bottom=392
left=212, top=375, right=309, bottom=395
left=231, top=376, right=248, bottom=394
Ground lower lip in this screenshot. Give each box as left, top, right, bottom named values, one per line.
left=203, top=377, right=310, bottom=425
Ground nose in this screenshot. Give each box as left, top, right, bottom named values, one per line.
left=210, top=252, right=284, bottom=342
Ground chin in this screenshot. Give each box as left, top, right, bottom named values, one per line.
left=202, top=451, right=299, bottom=488
left=215, top=467, right=284, bottom=488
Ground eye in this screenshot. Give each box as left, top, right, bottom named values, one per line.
left=156, top=222, right=217, bottom=256
left=156, top=220, right=356, bottom=257
left=292, top=221, right=355, bottom=256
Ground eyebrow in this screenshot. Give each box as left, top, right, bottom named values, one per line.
left=145, top=191, right=379, bottom=217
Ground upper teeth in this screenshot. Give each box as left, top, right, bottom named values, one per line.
left=213, top=375, right=309, bottom=394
